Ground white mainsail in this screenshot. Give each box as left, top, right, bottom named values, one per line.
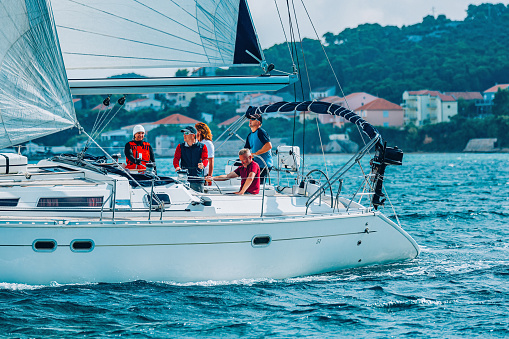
left=51, top=0, right=264, bottom=71
left=51, top=0, right=296, bottom=95
left=0, top=0, right=76, bottom=149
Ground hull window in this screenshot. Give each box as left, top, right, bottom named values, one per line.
left=33, top=240, right=56, bottom=252
left=37, top=197, right=103, bottom=207
left=252, top=235, right=271, bottom=247
left=71, top=240, right=94, bottom=252
left=0, top=198, right=19, bottom=206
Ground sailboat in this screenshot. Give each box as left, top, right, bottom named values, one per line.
left=0, top=0, right=419, bottom=285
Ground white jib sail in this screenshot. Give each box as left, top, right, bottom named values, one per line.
left=0, top=0, right=76, bottom=149
left=51, top=0, right=259, bottom=71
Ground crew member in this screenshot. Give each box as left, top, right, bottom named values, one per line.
left=124, top=125, right=155, bottom=172
left=173, top=125, right=208, bottom=193
left=195, top=122, right=215, bottom=184
left=244, top=114, right=273, bottom=184
left=206, top=148, right=260, bottom=195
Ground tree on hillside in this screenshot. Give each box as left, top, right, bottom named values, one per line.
left=493, top=89, right=509, bottom=116
left=262, top=4, right=509, bottom=103
left=175, top=69, right=189, bottom=77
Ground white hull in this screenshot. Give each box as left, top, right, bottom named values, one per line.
left=0, top=212, right=418, bottom=284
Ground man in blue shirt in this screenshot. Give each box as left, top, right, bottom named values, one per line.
left=244, top=115, right=272, bottom=184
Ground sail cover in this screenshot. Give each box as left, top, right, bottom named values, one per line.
left=0, top=0, right=76, bottom=149
left=246, top=101, right=380, bottom=142
left=51, top=0, right=264, bottom=72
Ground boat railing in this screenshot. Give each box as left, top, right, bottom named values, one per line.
left=305, top=134, right=380, bottom=214
left=252, top=154, right=270, bottom=217
left=98, top=178, right=165, bottom=222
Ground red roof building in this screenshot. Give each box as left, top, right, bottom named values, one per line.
left=355, top=98, right=404, bottom=127
left=483, top=84, right=509, bottom=93
left=482, top=84, right=509, bottom=102
left=312, top=93, right=379, bottom=127
left=153, top=114, right=200, bottom=126
left=91, top=103, right=110, bottom=111
left=218, top=115, right=242, bottom=127
left=445, top=92, right=483, bottom=101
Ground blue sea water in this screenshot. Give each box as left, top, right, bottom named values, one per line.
left=1, top=153, right=508, bottom=338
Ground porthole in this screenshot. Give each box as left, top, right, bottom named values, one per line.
left=70, top=239, right=94, bottom=252
left=32, top=239, right=57, bottom=252
left=251, top=235, right=271, bottom=247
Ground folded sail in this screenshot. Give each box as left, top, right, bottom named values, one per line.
left=246, top=101, right=380, bottom=143
left=51, top=0, right=264, bottom=72
left=0, top=0, right=76, bottom=149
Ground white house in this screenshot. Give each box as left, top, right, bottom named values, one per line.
left=100, top=129, right=131, bottom=143
left=206, top=93, right=236, bottom=104
left=402, top=90, right=457, bottom=126
left=201, top=112, right=214, bottom=123
left=165, top=93, right=195, bottom=107
left=236, top=93, right=284, bottom=113
left=310, top=86, right=336, bottom=100
left=155, top=135, right=177, bottom=157
left=124, top=98, right=162, bottom=112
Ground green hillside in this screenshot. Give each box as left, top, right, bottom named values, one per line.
left=265, top=3, right=509, bottom=103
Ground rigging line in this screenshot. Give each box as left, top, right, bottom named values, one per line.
left=89, top=106, right=108, bottom=137
left=382, top=185, right=402, bottom=228
left=92, top=104, right=124, bottom=142
left=298, top=0, right=368, bottom=147
left=198, top=5, right=235, bottom=33
left=272, top=0, right=296, bottom=68
left=86, top=106, right=113, bottom=150
left=286, top=0, right=306, bottom=176
left=290, top=0, right=329, bottom=178
left=144, top=0, right=233, bottom=39
left=190, top=2, right=240, bottom=42
left=62, top=52, right=209, bottom=64
left=64, top=0, right=204, bottom=48
left=57, top=26, right=211, bottom=58
left=132, top=0, right=200, bottom=35
left=91, top=105, right=117, bottom=141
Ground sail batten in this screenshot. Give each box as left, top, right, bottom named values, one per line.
left=0, top=0, right=76, bottom=149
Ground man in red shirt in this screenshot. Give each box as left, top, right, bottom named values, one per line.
left=206, top=148, right=260, bottom=195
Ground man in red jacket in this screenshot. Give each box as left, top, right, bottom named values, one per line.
left=173, top=125, right=208, bottom=193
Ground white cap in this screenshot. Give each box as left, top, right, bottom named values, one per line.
left=133, top=124, right=145, bottom=136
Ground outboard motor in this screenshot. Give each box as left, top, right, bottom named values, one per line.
left=370, top=142, right=403, bottom=210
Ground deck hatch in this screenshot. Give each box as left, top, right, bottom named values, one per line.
left=70, top=239, right=94, bottom=252
left=33, top=239, right=56, bottom=252
left=146, top=193, right=171, bottom=206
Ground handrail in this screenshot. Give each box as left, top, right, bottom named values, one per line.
left=305, top=134, right=380, bottom=214
left=253, top=154, right=270, bottom=217
left=112, top=179, right=116, bottom=221
left=100, top=188, right=113, bottom=221
left=303, top=169, right=334, bottom=207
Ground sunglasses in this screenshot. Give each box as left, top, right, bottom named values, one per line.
left=183, top=131, right=191, bottom=135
